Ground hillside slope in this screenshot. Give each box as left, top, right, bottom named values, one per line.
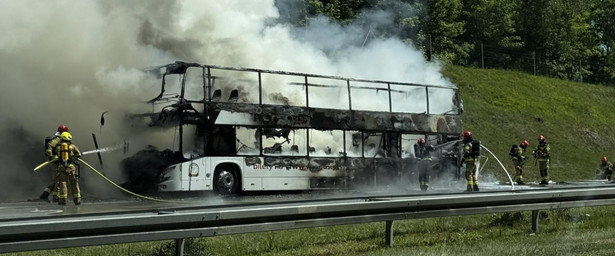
left=443, top=65, right=615, bottom=182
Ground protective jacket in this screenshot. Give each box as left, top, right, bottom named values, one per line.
left=511, top=145, right=528, bottom=164
left=598, top=161, right=614, bottom=180
left=415, top=144, right=434, bottom=160
left=463, top=138, right=475, bottom=163
left=533, top=142, right=550, bottom=162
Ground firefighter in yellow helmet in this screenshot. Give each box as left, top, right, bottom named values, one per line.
left=510, top=140, right=529, bottom=185
left=532, top=135, right=551, bottom=185
left=462, top=130, right=479, bottom=192
left=40, top=124, right=70, bottom=202
left=53, top=131, right=82, bottom=205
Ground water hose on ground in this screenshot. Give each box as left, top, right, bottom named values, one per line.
left=34, top=158, right=178, bottom=203
left=76, top=158, right=178, bottom=203
left=480, top=144, right=515, bottom=190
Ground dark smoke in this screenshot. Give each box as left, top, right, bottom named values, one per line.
left=0, top=125, right=48, bottom=201
left=120, top=145, right=184, bottom=193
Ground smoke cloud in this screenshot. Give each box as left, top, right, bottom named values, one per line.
left=0, top=0, right=454, bottom=202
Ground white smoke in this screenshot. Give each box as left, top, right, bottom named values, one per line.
left=0, top=0, right=455, bottom=202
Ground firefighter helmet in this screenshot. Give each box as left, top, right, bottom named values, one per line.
left=521, top=140, right=529, bottom=148
left=60, top=132, right=72, bottom=142
left=418, top=138, right=425, bottom=144
left=538, top=135, right=545, bottom=141
left=463, top=130, right=472, bottom=138
left=603, top=156, right=608, bottom=163
left=57, top=124, right=69, bottom=133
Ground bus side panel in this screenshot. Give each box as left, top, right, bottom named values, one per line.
left=183, top=157, right=212, bottom=191
left=159, top=165, right=183, bottom=191
left=262, top=177, right=310, bottom=190
left=243, top=177, right=263, bottom=191
left=159, top=158, right=213, bottom=192
left=241, top=157, right=337, bottom=191
left=241, top=158, right=264, bottom=191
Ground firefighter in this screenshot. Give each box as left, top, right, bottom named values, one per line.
left=40, top=124, right=69, bottom=202
left=596, top=156, right=613, bottom=181
left=462, top=130, right=479, bottom=192
left=52, top=131, right=82, bottom=205
left=532, top=135, right=551, bottom=185
left=414, top=137, right=434, bottom=191
left=510, top=140, right=529, bottom=185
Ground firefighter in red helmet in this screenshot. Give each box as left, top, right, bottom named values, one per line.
left=509, top=140, right=529, bottom=185
left=462, top=130, right=479, bottom=192
left=596, top=156, right=613, bottom=181
left=532, top=135, right=551, bottom=184
left=414, top=137, right=434, bottom=191
left=39, top=124, right=70, bottom=202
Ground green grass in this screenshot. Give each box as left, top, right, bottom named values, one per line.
left=445, top=65, right=615, bottom=181
left=7, top=65, right=615, bottom=255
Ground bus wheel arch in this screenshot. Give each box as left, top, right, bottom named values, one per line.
left=213, top=163, right=241, bottom=195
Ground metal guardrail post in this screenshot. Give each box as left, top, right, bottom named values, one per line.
left=531, top=210, right=539, bottom=233
left=175, top=238, right=185, bottom=256
left=385, top=220, right=394, bottom=247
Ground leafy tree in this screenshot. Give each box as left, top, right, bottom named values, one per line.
left=461, top=0, right=523, bottom=68
left=317, top=0, right=366, bottom=24
left=425, top=0, right=470, bottom=63
left=592, top=0, right=615, bottom=85
left=519, top=0, right=598, bottom=80
left=274, top=0, right=325, bottom=26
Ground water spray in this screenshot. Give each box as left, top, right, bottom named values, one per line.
left=81, top=144, right=124, bottom=155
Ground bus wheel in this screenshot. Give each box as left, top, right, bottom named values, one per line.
left=214, top=166, right=239, bottom=195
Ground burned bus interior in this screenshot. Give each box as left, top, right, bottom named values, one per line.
left=119, top=61, right=464, bottom=193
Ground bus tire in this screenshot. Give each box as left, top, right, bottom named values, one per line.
left=214, top=164, right=240, bottom=195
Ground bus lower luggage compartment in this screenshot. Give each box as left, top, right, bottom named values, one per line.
left=309, top=177, right=349, bottom=189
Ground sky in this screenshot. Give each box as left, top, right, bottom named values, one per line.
left=0, top=0, right=456, bottom=201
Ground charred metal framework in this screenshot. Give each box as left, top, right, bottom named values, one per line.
left=131, top=61, right=464, bottom=191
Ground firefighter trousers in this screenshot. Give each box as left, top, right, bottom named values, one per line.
left=41, top=164, right=59, bottom=200
left=512, top=159, right=524, bottom=183
left=418, top=159, right=431, bottom=191
left=57, top=166, right=81, bottom=205
left=538, top=159, right=549, bottom=183
left=465, top=161, right=478, bottom=191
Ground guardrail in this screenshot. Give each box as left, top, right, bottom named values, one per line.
left=2, top=186, right=615, bottom=255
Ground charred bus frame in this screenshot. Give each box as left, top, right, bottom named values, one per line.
left=130, top=61, right=463, bottom=194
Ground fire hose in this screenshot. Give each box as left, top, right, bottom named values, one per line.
left=480, top=144, right=515, bottom=190
left=34, top=158, right=179, bottom=203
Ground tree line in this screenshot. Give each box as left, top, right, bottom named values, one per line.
left=277, top=0, right=615, bottom=86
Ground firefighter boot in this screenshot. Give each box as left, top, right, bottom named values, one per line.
left=39, top=191, right=50, bottom=201
left=73, top=197, right=81, bottom=205
left=465, top=184, right=473, bottom=192
left=473, top=184, right=480, bottom=191
left=58, top=199, right=67, bottom=206
left=420, top=185, right=428, bottom=191
left=540, top=179, right=549, bottom=185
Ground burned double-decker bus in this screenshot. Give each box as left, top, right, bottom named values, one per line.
left=122, top=61, right=463, bottom=195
